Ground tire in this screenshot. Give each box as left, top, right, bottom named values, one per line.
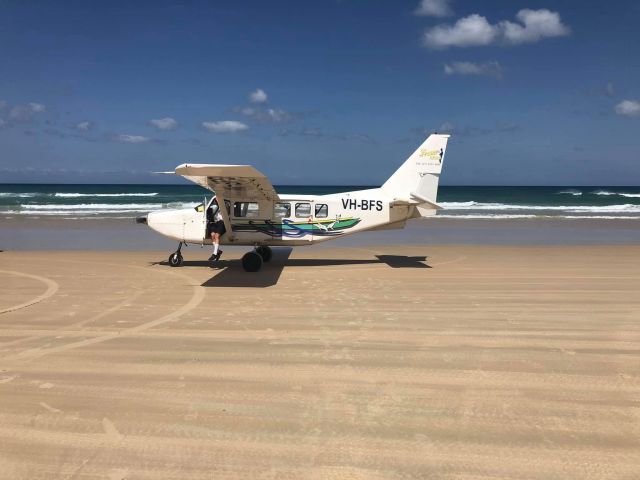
left=256, top=246, right=272, bottom=262
left=169, top=253, right=183, bottom=267
left=242, top=251, right=263, bottom=272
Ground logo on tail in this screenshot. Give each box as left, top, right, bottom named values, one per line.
left=418, top=148, right=444, bottom=164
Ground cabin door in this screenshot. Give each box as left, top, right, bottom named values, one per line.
left=310, top=200, right=329, bottom=241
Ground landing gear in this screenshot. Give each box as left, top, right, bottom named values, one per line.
left=256, top=246, right=272, bottom=263
left=242, top=251, right=263, bottom=272
left=168, top=242, right=184, bottom=267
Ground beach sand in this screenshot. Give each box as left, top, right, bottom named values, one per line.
left=1, top=245, right=639, bottom=479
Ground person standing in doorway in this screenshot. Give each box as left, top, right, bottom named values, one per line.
left=207, top=198, right=226, bottom=261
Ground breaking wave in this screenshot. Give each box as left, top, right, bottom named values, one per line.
left=0, top=192, right=37, bottom=198
left=21, top=203, right=164, bottom=210
left=436, top=214, right=639, bottom=220
left=592, top=190, right=640, bottom=198
left=557, top=189, right=582, bottom=196
left=439, top=202, right=640, bottom=213
left=54, top=192, right=158, bottom=197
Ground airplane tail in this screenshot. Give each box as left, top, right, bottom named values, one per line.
left=381, top=133, right=449, bottom=214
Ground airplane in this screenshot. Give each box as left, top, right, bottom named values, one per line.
left=136, top=133, right=449, bottom=272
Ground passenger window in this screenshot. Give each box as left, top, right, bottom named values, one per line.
left=194, top=202, right=204, bottom=213
left=315, top=204, right=328, bottom=218
left=295, top=202, right=311, bottom=218
left=233, top=201, right=260, bottom=218
left=274, top=202, right=291, bottom=218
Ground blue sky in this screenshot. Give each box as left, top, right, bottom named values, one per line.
left=1, top=0, right=639, bottom=185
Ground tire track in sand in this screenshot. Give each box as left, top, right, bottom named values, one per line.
left=0, top=270, right=59, bottom=315
left=4, top=260, right=205, bottom=363
left=0, top=289, right=145, bottom=349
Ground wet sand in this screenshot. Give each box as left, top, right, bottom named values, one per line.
left=1, top=246, right=639, bottom=479
left=2, top=216, right=640, bottom=250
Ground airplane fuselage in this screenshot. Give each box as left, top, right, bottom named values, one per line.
left=144, top=188, right=429, bottom=247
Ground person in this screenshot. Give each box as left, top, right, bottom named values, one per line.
left=207, top=198, right=226, bottom=261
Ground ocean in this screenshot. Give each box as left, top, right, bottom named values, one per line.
left=1, top=184, right=640, bottom=220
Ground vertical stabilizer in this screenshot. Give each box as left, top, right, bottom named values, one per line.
left=381, top=134, right=449, bottom=204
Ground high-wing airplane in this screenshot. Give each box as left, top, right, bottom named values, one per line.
left=137, top=133, right=449, bottom=271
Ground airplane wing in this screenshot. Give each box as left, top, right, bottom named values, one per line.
left=174, top=164, right=280, bottom=202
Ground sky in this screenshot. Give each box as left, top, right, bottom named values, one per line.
left=1, top=0, right=639, bottom=185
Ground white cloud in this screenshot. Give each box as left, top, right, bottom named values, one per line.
left=9, top=102, right=47, bottom=122
left=423, top=9, right=569, bottom=49
left=117, top=134, right=151, bottom=143
left=236, top=105, right=292, bottom=123
left=500, top=9, right=570, bottom=45
left=605, top=82, right=615, bottom=97
left=438, top=121, right=455, bottom=133
left=76, top=121, right=91, bottom=132
left=201, top=120, right=249, bottom=133
left=249, top=88, right=268, bottom=103
left=265, top=108, right=290, bottom=122
left=424, top=14, right=497, bottom=48
left=414, top=0, right=453, bottom=17
left=28, top=102, right=46, bottom=112
left=615, top=100, right=640, bottom=117
left=149, top=117, right=178, bottom=131
left=444, top=60, right=502, bottom=78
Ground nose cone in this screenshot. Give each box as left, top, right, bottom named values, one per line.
left=146, top=209, right=184, bottom=241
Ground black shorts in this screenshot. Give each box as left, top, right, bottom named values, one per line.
left=208, top=220, right=226, bottom=236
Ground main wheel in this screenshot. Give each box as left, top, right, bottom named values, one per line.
left=242, top=251, right=263, bottom=272
left=168, top=252, right=183, bottom=267
left=256, top=246, right=273, bottom=262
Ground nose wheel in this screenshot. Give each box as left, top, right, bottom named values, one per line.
left=168, top=242, right=184, bottom=267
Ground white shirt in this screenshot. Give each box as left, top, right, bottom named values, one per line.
left=214, top=208, right=223, bottom=222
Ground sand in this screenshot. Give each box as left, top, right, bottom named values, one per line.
left=1, top=245, right=639, bottom=479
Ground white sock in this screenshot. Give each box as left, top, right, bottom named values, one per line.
left=213, top=243, right=219, bottom=254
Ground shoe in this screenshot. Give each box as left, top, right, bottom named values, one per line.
left=208, top=253, right=216, bottom=261
left=215, top=250, right=223, bottom=261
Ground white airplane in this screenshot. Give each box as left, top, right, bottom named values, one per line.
left=137, top=133, right=449, bottom=271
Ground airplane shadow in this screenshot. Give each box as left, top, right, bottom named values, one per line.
left=154, top=250, right=430, bottom=288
